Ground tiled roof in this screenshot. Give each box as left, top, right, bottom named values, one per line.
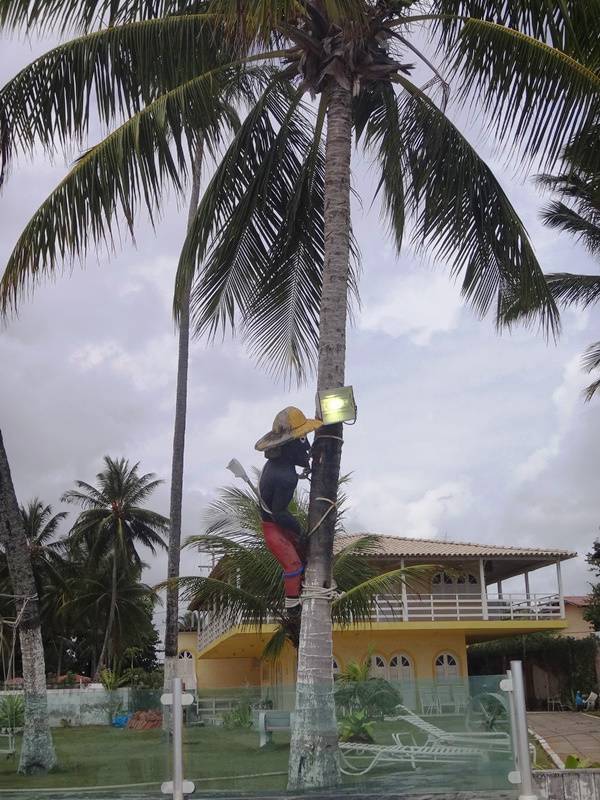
left=564, top=596, right=590, bottom=607
left=334, top=533, right=576, bottom=561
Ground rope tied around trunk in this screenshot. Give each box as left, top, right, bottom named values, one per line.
left=300, top=583, right=340, bottom=603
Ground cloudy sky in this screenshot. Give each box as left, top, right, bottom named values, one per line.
left=1, top=31, right=599, bottom=630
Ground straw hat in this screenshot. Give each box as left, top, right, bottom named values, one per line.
left=254, top=407, right=322, bottom=452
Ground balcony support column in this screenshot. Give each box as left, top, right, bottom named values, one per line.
left=556, top=560, right=566, bottom=618
left=524, top=571, right=530, bottom=599
left=479, top=558, right=488, bottom=620
left=497, top=580, right=503, bottom=599
left=401, top=558, right=408, bottom=621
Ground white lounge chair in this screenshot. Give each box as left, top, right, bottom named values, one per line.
left=452, top=684, right=469, bottom=713
left=436, top=684, right=454, bottom=712
left=388, top=705, right=511, bottom=753
left=419, top=687, right=441, bottom=715
left=339, top=739, right=485, bottom=776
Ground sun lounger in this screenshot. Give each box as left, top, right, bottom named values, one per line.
left=339, top=739, right=485, bottom=776
left=387, top=704, right=511, bottom=753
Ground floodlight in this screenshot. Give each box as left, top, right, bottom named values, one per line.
left=316, top=386, right=357, bottom=425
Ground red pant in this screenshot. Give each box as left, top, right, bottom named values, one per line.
left=262, top=521, right=304, bottom=597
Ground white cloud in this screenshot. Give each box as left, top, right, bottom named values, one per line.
left=515, top=354, right=589, bottom=483
left=349, top=476, right=472, bottom=539
left=359, top=270, right=463, bottom=345
left=70, top=335, right=177, bottom=392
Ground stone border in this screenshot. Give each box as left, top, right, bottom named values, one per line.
left=529, top=726, right=565, bottom=769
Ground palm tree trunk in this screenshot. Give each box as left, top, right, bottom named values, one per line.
left=96, top=551, right=118, bottom=675
left=163, top=142, right=204, bottom=710
left=0, top=430, right=57, bottom=774
left=288, top=80, right=352, bottom=790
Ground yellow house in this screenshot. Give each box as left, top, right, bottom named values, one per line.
left=177, top=534, right=575, bottom=709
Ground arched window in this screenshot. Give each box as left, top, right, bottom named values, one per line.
left=389, top=654, right=414, bottom=682
left=371, top=654, right=387, bottom=679
left=178, top=650, right=194, bottom=660
left=435, top=652, right=459, bottom=680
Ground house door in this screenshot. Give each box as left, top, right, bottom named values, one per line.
left=435, top=652, right=459, bottom=682
left=389, top=653, right=417, bottom=710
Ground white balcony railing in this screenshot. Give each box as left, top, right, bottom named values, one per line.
left=197, top=592, right=562, bottom=653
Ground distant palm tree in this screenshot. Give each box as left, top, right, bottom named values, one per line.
left=62, top=457, right=168, bottom=673
left=20, top=498, right=67, bottom=566
left=537, top=147, right=600, bottom=400
left=172, top=477, right=432, bottom=659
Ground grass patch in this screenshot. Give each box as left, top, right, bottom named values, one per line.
left=0, top=717, right=514, bottom=792
left=0, top=726, right=290, bottom=791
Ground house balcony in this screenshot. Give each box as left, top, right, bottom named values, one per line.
left=197, top=591, right=564, bottom=655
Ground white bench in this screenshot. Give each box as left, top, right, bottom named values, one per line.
left=258, top=710, right=292, bottom=748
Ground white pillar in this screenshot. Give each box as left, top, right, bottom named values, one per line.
left=556, top=560, right=565, bottom=618
left=479, top=558, right=488, bottom=620
left=401, top=558, right=408, bottom=621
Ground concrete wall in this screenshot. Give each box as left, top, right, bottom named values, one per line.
left=0, top=688, right=131, bottom=727
left=197, top=657, right=261, bottom=690
left=563, top=604, right=594, bottom=640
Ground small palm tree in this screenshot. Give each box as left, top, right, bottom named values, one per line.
left=172, top=477, right=432, bottom=658
left=61, top=457, right=168, bottom=673
left=536, top=150, right=600, bottom=400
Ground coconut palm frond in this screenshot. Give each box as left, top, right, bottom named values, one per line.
left=181, top=78, right=325, bottom=382
left=0, top=13, right=230, bottom=177
left=333, top=534, right=385, bottom=591
left=168, top=575, right=276, bottom=625
left=582, top=341, right=600, bottom=374
left=545, top=274, right=600, bottom=309
left=370, top=79, right=559, bottom=335
left=0, top=59, right=255, bottom=316
left=541, top=203, right=600, bottom=255
left=261, top=624, right=289, bottom=662
left=444, top=18, right=600, bottom=169
left=432, top=0, right=600, bottom=62
left=584, top=376, right=600, bottom=402
left=333, top=564, right=436, bottom=627
left=0, top=0, right=210, bottom=32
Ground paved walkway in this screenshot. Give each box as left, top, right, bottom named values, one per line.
left=528, top=711, right=600, bottom=764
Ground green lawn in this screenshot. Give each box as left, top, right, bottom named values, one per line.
left=0, top=718, right=514, bottom=793
left=0, top=726, right=291, bottom=792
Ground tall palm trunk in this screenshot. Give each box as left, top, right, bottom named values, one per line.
left=0, top=430, right=57, bottom=774
left=96, top=550, right=118, bottom=675
left=288, top=81, right=352, bottom=790
left=163, top=143, right=204, bottom=705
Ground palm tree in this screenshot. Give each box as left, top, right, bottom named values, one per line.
left=535, top=148, right=600, bottom=400
left=0, top=431, right=56, bottom=773
left=171, top=477, right=432, bottom=658
left=2, top=0, right=600, bottom=787
left=61, top=456, right=168, bottom=673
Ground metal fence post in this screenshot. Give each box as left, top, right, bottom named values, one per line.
left=161, top=677, right=195, bottom=799
left=511, top=660, right=537, bottom=800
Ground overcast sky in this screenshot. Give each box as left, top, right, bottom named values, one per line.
left=1, top=32, right=599, bottom=628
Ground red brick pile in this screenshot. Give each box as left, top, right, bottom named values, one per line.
left=127, top=710, right=162, bottom=730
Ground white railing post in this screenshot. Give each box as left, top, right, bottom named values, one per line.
left=556, top=561, right=566, bottom=619
left=401, top=558, right=408, bottom=621
left=161, top=677, right=195, bottom=800
left=510, top=660, right=537, bottom=800
left=479, top=558, right=488, bottom=620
